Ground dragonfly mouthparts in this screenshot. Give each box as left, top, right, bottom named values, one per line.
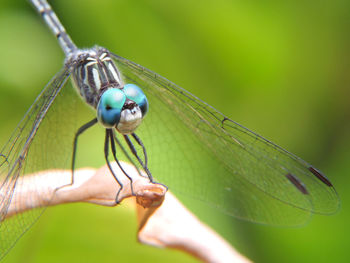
left=122, top=100, right=137, bottom=111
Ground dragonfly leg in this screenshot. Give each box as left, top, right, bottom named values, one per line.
left=124, top=134, right=168, bottom=191
left=131, top=133, right=148, bottom=168
left=54, top=118, right=98, bottom=192
left=70, top=118, right=98, bottom=186
left=112, top=130, right=144, bottom=178
left=108, top=130, right=135, bottom=196
left=124, top=134, right=153, bottom=182
left=104, top=130, right=123, bottom=204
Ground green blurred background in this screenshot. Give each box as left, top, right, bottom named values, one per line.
left=0, top=0, right=349, bottom=262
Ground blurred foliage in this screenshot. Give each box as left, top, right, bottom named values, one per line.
left=0, top=0, right=349, bottom=262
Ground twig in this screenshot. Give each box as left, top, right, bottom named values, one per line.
left=6, top=162, right=251, bottom=263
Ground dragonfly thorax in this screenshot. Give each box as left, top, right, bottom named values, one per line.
left=70, top=47, right=149, bottom=134
left=71, top=47, right=123, bottom=108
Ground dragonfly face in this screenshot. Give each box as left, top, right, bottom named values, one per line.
left=97, top=83, right=148, bottom=134
left=70, top=47, right=149, bottom=134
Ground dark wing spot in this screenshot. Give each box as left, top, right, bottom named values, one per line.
left=285, top=173, right=309, bottom=195
left=308, top=166, right=333, bottom=187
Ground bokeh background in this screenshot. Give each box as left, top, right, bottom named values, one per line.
left=0, top=0, right=349, bottom=262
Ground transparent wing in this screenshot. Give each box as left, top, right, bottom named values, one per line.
left=0, top=64, right=91, bottom=259
left=111, top=53, right=340, bottom=226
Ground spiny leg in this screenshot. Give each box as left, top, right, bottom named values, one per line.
left=104, top=129, right=123, bottom=204
left=109, top=130, right=135, bottom=196
left=123, top=134, right=154, bottom=183
left=131, top=133, right=148, bottom=168
left=70, top=118, right=98, bottom=186
left=112, top=130, right=143, bottom=178
left=123, top=135, right=145, bottom=168
left=56, top=118, right=97, bottom=192
left=124, top=134, right=168, bottom=190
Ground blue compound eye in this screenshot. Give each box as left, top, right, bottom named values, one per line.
left=97, top=88, right=126, bottom=128
left=123, top=84, right=149, bottom=116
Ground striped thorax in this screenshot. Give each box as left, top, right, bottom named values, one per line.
left=70, top=47, right=122, bottom=108
left=69, top=47, right=149, bottom=134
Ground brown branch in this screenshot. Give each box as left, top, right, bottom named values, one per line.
left=6, top=162, right=251, bottom=263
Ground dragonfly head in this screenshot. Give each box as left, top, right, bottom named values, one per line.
left=97, top=84, right=148, bottom=134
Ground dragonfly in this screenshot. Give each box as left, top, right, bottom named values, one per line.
left=0, top=0, right=340, bottom=259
